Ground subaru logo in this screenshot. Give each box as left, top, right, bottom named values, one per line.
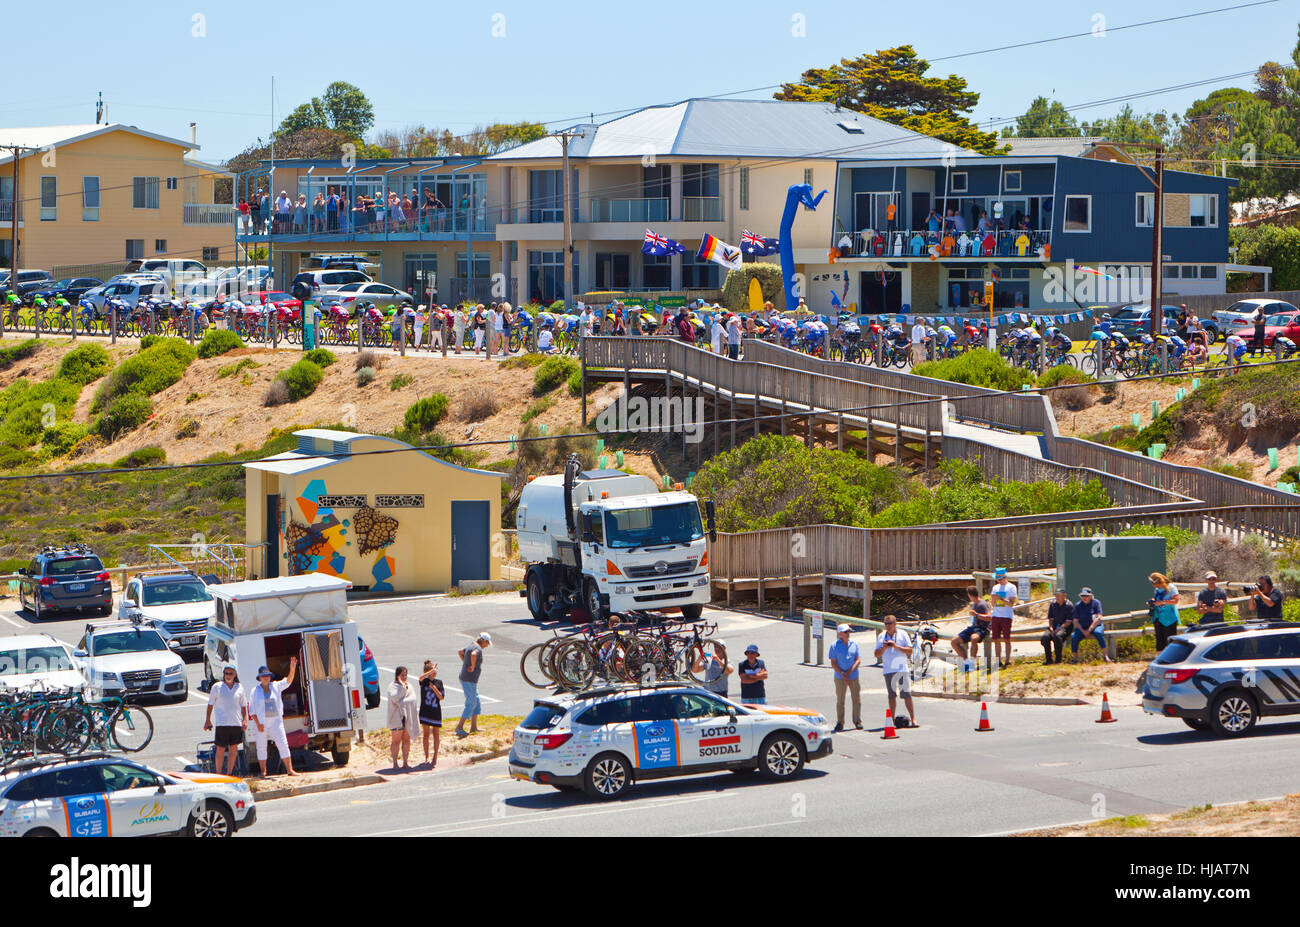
left=653, top=561, right=668, bottom=574
left=644, top=725, right=665, bottom=737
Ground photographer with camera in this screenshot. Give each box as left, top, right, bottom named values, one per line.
left=1247, top=575, right=1283, bottom=619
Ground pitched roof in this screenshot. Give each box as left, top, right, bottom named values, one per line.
left=489, top=99, right=975, bottom=161
left=0, top=124, right=197, bottom=163
left=1001, top=136, right=1130, bottom=160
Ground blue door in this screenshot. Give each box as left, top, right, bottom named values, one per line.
left=450, top=501, right=490, bottom=586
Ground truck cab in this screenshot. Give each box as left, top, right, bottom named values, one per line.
left=204, top=574, right=365, bottom=767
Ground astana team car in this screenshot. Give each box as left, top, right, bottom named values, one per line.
left=508, top=682, right=833, bottom=799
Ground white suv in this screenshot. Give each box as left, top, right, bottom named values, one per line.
left=508, top=683, right=833, bottom=799
left=0, top=634, right=85, bottom=692
left=120, top=571, right=214, bottom=657
left=75, top=620, right=189, bottom=703
left=0, top=755, right=255, bottom=837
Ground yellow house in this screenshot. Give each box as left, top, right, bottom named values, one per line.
left=243, top=429, right=505, bottom=594
left=0, top=123, right=233, bottom=274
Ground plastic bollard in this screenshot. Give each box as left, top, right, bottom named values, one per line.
left=616, top=450, right=625, bottom=467
left=1175, top=388, right=1186, bottom=401
left=595, top=438, right=605, bottom=452
left=1269, top=448, right=1279, bottom=470
left=1131, top=413, right=1141, bottom=428
left=509, top=434, right=516, bottom=453
left=1192, top=378, right=1201, bottom=390
left=599, top=455, right=608, bottom=469
left=1151, top=400, right=1159, bottom=420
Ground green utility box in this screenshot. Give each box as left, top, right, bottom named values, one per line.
left=1054, top=536, right=1167, bottom=619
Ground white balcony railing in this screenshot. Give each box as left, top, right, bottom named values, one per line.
left=184, top=203, right=238, bottom=225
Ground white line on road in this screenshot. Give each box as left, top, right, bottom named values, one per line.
left=683, top=817, right=805, bottom=836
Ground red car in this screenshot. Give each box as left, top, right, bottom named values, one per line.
left=1230, top=310, right=1300, bottom=348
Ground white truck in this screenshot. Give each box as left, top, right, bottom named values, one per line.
left=202, top=574, right=365, bottom=768
left=517, top=455, right=714, bottom=621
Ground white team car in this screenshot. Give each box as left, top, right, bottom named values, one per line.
left=0, top=754, right=256, bottom=837
left=508, top=683, right=833, bottom=799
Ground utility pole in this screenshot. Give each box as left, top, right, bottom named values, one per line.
left=1, top=144, right=36, bottom=327
left=555, top=129, right=586, bottom=310
left=1150, top=145, right=1164, bottom=338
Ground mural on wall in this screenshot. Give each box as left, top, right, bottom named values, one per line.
left=282, top=478, right=401, bottom=592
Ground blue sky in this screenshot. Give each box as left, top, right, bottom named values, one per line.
left=1, top=0, right=1295, bottom=161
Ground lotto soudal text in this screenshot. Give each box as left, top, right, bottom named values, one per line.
left=698, top=724, right=742, bottom=756
left=49, top=858, right=152, bottom=908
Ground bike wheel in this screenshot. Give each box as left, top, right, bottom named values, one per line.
left=912, top=642, right=933, bottom=680
left=673, top=642, right=705, bottom=683
left=47, top=708, right=91, bottom=755
left=1080, top=354, right=1098, bottom=377
left=519, top=642, right=552, bottom=690
left=551, top=641, right=597, bottom=691
left=110, top=704, right=154, bottom=752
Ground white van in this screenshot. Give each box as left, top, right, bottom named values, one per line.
left=203, top=574, right=365, bottom=767
left=123, top=258, right=207, bottom=291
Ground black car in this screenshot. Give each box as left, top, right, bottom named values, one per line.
left=0, top=270, right=55, bottom=300
left=17, top=545, right=113, bottom=620
left=30, top=277, right=103, bottom=303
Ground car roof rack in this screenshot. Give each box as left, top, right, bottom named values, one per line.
left=573, top=681, right=690, bottom=701
left=133, top=568, right=198, bottom=579
left=1, top=751, right=115, bottom=776
left=40, top=543, right=95, bottom=555
left=1197, top=620, right=1298, bottom=637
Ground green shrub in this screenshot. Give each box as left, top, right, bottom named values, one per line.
left=567, top=367, right=594, bottom=397
left=403, top=394, right=449, bottom=434
left=389, top=373, right=414, bottom=391
left=0, top=338, right=41, bottom=369
left=720, top=262, right=785, bottom=311
left=217, top=357, right=259, bottom=379
left=501, top=353, right=546, bottom=370
left=521, top=396, right=555, bottom=423
left=1117, top=524, right=1200, bottom=556
left=57, top=343, right=113, bottom=385
left=304, top=348, right=336, bottom=368
left=139, top=334, right=162, bottom=350
left=273, top=359, right=323, bottom=402
left=112, top=446, right=166, bottom=468
left=355, top=366, right=377, bottom=387
left=534, top=356, right=579, bottom=395
left=196, top=328, right=245, bottom=359
left=912, top=349, right=1035, bottom=391
left=1036, top=365, right=1095, bottom=389
left=92, top=338, right=197, bottom=411
left=41, top=422, right=90, bottom=456
left=0, top=379, right=81, bottom=448
left=96, top=393, right=153, bottom=440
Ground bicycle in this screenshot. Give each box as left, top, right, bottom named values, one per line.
left=897, top=615, right=940, bottom=681
left=53, top=692, right=154, bottom=754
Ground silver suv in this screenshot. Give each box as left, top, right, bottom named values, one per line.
left=1142, top=621, right=1300, bottom=736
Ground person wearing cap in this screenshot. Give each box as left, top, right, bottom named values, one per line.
left=875, top=615, right=918, bottom=728
left=454, top=632, right=492, bottom=737
left=691, top=641, right=732, bottom=697
left=726, top=312, right=742, bottom=360
left=1070, top=589, right=1110, bottom=661
left=1246, top=575, right=1283, bottom=619
left=988, top=567, right=1018, bottom=670
left=710, top=312, right=724, bottom=355
left=248, top=656, right=299, bottom=776
left=1196, top=572, right=1227, bottom=626
left=737, top=644, right=767, bottom=705
left=827, top=624, right=862, bottom=731
left=1147, top=572, right=1182, bottom=651
left=951, top=585, right=991, bottom=668
left=1040, top=588, right=1075, bottom=665
left=203, top=665, right=247, bottom=776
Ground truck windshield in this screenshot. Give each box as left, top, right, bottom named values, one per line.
left=604, top=502, right=704, bottom=549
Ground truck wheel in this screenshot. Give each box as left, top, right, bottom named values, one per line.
left=526, top=573, right=550, bottom=621
left=583, top=580, right=606, bottom=621
left=679, top=604, right=704, bottom=621
left=583, top=752, right=632, bottom=800
left=331, top=747, right=350, bottom=766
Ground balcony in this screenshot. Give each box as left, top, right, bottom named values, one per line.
left=681, top=196, right=722, bottom=222
left=0, top=200, right=22, bottom=223
left=237, top=207, right=495, bottom=242
left=589, top=197, right=670, bottom=223
left=835, top=228, right=1053, bottom=260
left=184, top=203, right=237, bottom=226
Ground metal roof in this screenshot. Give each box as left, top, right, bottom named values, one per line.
left=207, top=573, right=353, bottom=602
left=241, top=431, right=507, bottom=480
left=0, top=124, right=198, bottom=162
left=489, top=99, right=974, bottom=161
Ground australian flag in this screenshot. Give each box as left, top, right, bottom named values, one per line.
left=642, top=229, right=686, bottom=256
left=741, top=229, right=780, bottom=256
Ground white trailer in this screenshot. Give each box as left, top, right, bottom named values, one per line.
left=203, top=574, right=365, bottom=768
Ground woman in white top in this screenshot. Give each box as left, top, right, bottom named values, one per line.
left=248, top=656, right=298, bottom=776
left=386, top=665, right=420, bottom=770
left=413, top=305, right=426, bottom=351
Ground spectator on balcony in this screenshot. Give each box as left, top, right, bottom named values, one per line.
left=951, top=209, right=967, bottom=232
left=257, top=190, right=270, bottom=232
left=977, top=210, right=994, bottom=234
left=399, top=194, right=412, bottom=232
left=422, top=190, right=444, bottom=232
left=237, top=198, right=250, bottom=234
left=326, top=188, right=339, bottom=231
left=312, top=193, right=325, bottom=233
left=293, top=195, right=307, bottom=233
left=942, top=207, right=956, bottom=233
left=274, top=191, right=292, bottom=234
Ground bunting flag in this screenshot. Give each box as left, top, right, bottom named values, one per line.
left=642, top=229, right=686, bottom=256
left=740, top=230, right=780, bottom=256
left=698, top=233, right=744, bottom=271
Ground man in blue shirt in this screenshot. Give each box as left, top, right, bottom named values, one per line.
left=1070, top=588, right=1111, bottom=661
left=827, top=623, right=862, bottom=731
left=738, top=644, right=768, bottom=704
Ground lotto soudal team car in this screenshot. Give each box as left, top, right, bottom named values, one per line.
left=508, top=682, right=833, bottom=799
left=0, top=754, right=256, bottom=837
left=1142, top=621, right=1300, bottom=737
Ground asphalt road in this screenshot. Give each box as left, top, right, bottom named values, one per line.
left=9, top=593, right=1300, bottom=836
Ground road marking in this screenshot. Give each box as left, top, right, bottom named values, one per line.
left=174, top=756, right=190, bottom=766
left=683, top=817, right=805, bottom=836
left=0, top=613, right=21, bottom=628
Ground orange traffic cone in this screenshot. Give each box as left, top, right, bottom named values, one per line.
left=974, top=701, right=995, bottom=732
left=1096, top=691, right=1118, bottom=723
left=881, top=709, right=899, bottom=740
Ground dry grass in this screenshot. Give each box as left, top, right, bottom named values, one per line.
left=460, top=385, right=501, bottom=422
left=1022, top=794, right=1300, bottom=836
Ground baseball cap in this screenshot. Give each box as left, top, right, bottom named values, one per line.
left=744, top=644, right=760, bottom=655
left=836, top=623, right=851, bottom=633
left=1080, top=587, right=1094, bottom=597
left=712, top=639, right=727, bottom=650
left=1204, top=571, right=1219, bottom=580
left=993, top=567, right=1007, bottom=579
left=973, top=601, right=991, bottom=616
left=478, top=632, right=492, bottom=644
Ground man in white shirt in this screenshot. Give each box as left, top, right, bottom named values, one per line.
left=710, top=315, right=724, bottom=354
left=726, top=313, right=742, bottom=360
left=203, top=666, right=247, bottom=776
left=537, top=327, right=555, bottom=353
left=910, top=318, right=929, bottom=367
left=248, top=657, right=298, bottom=777
left=453, top=305, right=466, bottom=354
left=874, top=615, right=917, bottom=728
left=988, top=566, right=1018, bottom=669
left=579, top=308, right=593, bottom=338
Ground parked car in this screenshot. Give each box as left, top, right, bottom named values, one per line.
left=74, top=619, right=188, bottom=702
left=0, top=754, right=255, bottom=837
left=0, top=634, right=86, bottom=692
left=80, top=278, right=169, bottom=314
left=1142, top=621, right=1300, bottom=736
left=16, top=545, right=113, bottom=620
left=1108, top=304, right=1183, bottom=339
left=0, top=269, right=55, bottom=300
left=119, top=571, right=214, bottom=658
left=1229, top=309, right=1300, bottom=348
left=319, top=281, right=414, bottom=312
left=289, top=269, right=371, bottom=301
left=1212, top=299, right=1300, bottom=335
left=29, top=277, right=102, bottom=303
left=122, top=258, right=207, bottom=289
left=358, top=635, right=380, bottom=709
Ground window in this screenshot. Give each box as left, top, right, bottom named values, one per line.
left=1004, top=171, right=1021, bottom=192
left=457, top=252, right=490, bottom=279
left=950, top=172, right=968, bottom=194
left=1063, top=195, right=1091, bottom=232
left=98, top=763, right=160, bottom=792
left=1200, top=265, right=1217, bottom=279
left=202, top=246, right=220, bottom=262
left=642, top=253, right=671, bottom=290
left=803, top=168, right=813, bottom=187
left=132, top=176, right=160, bottom=209
left=82, top=176, right=100, bottom=221
left=739, top=167, right=749, bottom=211
left=154, top=240, right=167, bottom=254
left=126, top=239, right=144, bottom=260
left=528, top=170, right=564, bottom=223
left=574, top=699, right=633, bottom=726
left=1190, top=194, right=1217, bottom=227
left=680, top=256, right=718, bottom=290
left=165, top=177, right=178, bottom=190
left=1181, top=265, right=1196, bottom=279
left=1136, top=192, right=1154, bottom=227
left=40, top=176, right=56, bottom=221
left=629, top=693, right=675, bottom=722
left=1163, top=264, right=1180, bottom=279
